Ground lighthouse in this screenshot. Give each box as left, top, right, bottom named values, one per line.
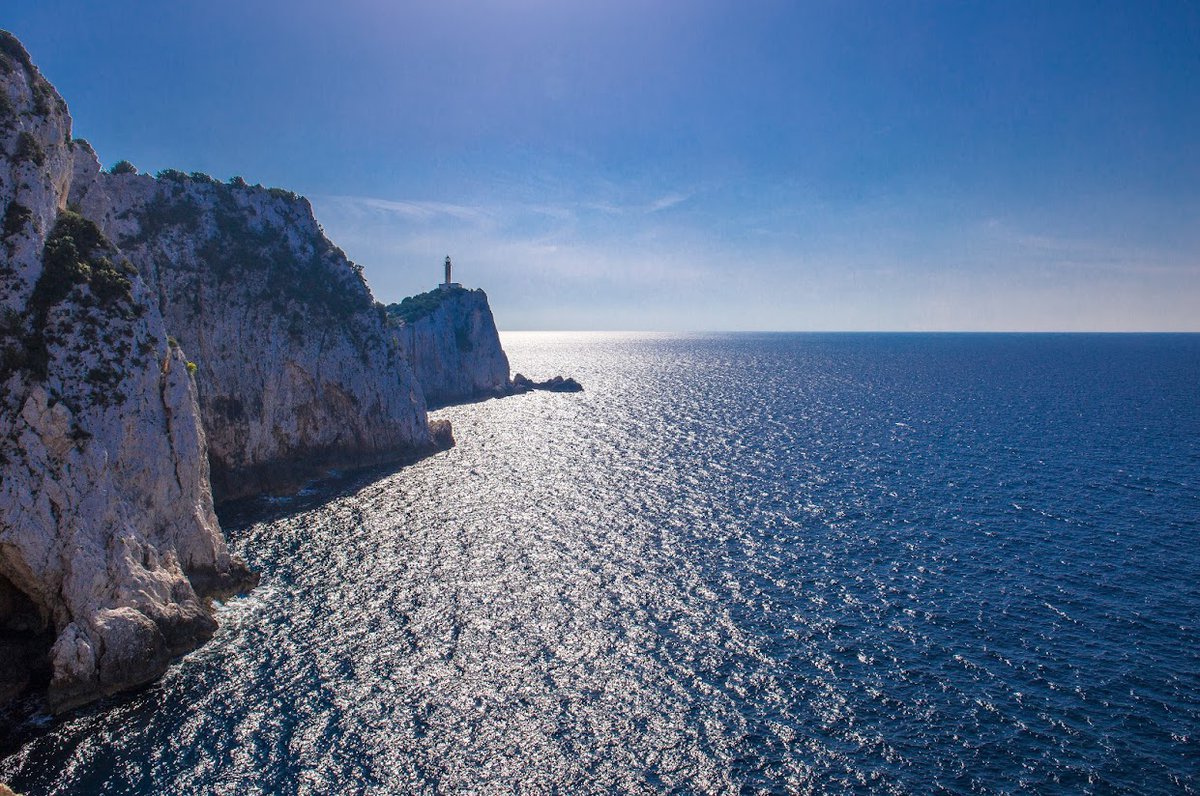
left=440, top=255, right=461, bottom=291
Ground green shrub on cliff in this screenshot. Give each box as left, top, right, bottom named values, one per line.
left=266, top=187, right=299, bottom=202
left=110, top=160, right=137, bottom=175
left=15, top=131, right=45, bottom=166
left=124, top=195, right=203, bottom=245
left=2, top=201, right=31, bottom=240
left=32, top=210, right=137, bottom=314
left=12, top=211, right=141, bottom=383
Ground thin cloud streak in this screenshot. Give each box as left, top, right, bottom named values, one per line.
left=647, top=192, right=691, bottom=212
left=322, top=195, right=497, bottom=226
left=310, top=189, right=1200, bottom=331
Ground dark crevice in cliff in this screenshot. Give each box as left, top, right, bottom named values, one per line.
left=0, top=571, right=54, bottom=745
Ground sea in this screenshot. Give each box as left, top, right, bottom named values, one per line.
left=2, top=332, right=1198, bottom=795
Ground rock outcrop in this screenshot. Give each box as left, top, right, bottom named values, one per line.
left=69, top=162, right=440, bottom=501
left=0, top=29, right=488, bottom=716
left=387, top=287, right=511, bottom=407
left=511, top=373, right=584, bottom=393
left=0, top=32, right=255, bottom=712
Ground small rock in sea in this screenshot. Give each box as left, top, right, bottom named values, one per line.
left=510, top=373, right=583, bottom=393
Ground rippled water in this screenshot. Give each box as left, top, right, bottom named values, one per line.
left=3, top=333, right=1199, bottom=794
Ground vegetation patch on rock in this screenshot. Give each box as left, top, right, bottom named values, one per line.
left=14, top=132, right=44, bottom=167
left=126, top=175, right=372, bottom=325
left=2, top=200, right=31, bottom=242
left=3, top=210, right=145, bottom=395
left=33, top=210, right=136, bottom=313
left=385, top=286, right=465, bottom=325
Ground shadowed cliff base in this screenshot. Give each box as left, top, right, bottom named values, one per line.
left=0, top=558, right=257, bottom=756
left=207, top=419, right=454, bottom=504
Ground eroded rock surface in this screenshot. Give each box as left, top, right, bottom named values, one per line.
left=0, top=29, right=483, bottom=715
left=388, top=287, right=511, bottom=407
left=69, top=162, right=439, bottom=501
left=0, top=31, right=254, bottom=713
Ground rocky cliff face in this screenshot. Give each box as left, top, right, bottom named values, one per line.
left=0, top=29, right=485, bottom=716
left=69, top=163, right=440, bottom=501
left=388, top=287, right=510, bottom=406
left=0, top=33, right=254, bottom=712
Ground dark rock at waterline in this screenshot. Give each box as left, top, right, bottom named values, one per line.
left=429, top=419, right=456, bottom=449
left=511, top=373, right=584, bottom=393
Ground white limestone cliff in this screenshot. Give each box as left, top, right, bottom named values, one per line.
left=388, top=287, right=511, bottom=406
left=69, top=162, right=445, bottom=501
left=0, top=29, right=483, bottom=715
left=0, top=32, right=254, bottom=712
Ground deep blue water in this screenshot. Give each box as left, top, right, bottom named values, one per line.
left=3, top=332, right=1198, bottom=794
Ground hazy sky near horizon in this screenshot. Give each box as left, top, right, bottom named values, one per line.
left=6, top=1, right=1199, bottom=330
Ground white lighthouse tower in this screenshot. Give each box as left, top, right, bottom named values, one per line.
left=440, top=255, right=462, bottom=290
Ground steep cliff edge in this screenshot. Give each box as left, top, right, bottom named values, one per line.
left=0, top=32, right=254, bottom=713
left=0, top=29, right=470, bottom=717
left=387, top=287, right=510, bottom=407
left=69, top=163, right=442, bottom=501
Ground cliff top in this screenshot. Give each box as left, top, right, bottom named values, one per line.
left=0, top=30, right=68, bottom=121
left=385, top=285, right=475, bottom=325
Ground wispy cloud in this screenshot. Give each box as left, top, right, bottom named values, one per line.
left=322, top=195, right=496, bottom=226
left=979, top=218, right=1200, bottom=275
left=647, top=192, right=691, bottom=212
left=307, top=189, right=1200, bottom=331
left=581, top=191, right=694, bottom=216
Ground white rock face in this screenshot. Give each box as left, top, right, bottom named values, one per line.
left=71, top=167, right=437, bottom=500
left=390, top=288, right=511, bottom=406
left=1, top=30, right=489, bottom=714
left=0, top=33, right=254, bottom=711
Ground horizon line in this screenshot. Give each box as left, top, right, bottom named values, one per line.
left=497, top=329, right=1200, bottom=335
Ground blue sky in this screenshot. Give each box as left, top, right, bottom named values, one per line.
left=6, top=0, right=1199, bottom=330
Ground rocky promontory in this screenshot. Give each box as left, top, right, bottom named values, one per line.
left=0, top=31, right=455, bottom=715
left=0, top=29, right=569, bottom=719
left=387, top=286, right=511, bottom=407
left=70, top=157, right=442, bottom=501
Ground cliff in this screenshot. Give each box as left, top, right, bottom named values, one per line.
left=387, top=287, right=510, bottom=406
left=68, top=161, right=441, bottom=501
left=0, top=30, right=492, bottom=716
left=0, top=33, right=254, bottom=712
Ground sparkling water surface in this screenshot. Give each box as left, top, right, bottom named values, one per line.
left=3, top=332, right=1199, bottom=794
